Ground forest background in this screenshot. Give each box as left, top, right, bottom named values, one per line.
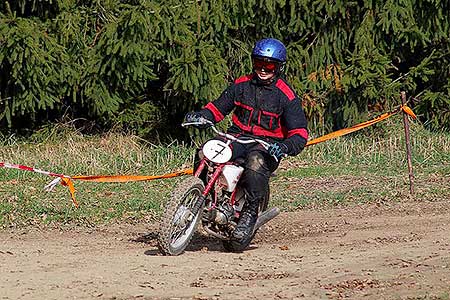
left=0, top=0, right=449, bottom=141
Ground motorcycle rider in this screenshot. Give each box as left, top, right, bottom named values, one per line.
left=185, top=38, right=308, bottom=241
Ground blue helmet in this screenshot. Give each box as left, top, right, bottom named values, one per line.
left=251, top=38, right=287, bottom=63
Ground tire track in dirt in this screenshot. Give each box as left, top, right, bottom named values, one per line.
left=1, top=200, right=450, bottom=300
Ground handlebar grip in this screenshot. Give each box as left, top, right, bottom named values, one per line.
left=181, top=118, right=213, bottom=128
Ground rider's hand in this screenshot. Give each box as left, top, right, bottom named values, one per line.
left=184, top=111, right=212, bottom=129
left=185, top=111, right=202, bottom=123
left=268, top=142, right=288, bottom=161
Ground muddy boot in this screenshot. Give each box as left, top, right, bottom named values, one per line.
left=232, top=151, right=273, bottom=241
left=232, top=211, right=257, bottom=241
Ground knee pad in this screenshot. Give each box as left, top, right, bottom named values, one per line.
left=245, top=152, right=267, bottom=174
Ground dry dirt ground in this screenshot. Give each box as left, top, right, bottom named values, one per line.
left=1, top=200, right=450, bottom=300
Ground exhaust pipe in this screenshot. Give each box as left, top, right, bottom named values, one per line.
left=254, top=207, right=280, bottom=232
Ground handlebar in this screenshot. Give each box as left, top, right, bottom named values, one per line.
left=182, top=118, right=287, bottom=162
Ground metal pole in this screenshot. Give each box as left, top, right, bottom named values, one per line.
left=401, top=91, right=414, bottom=195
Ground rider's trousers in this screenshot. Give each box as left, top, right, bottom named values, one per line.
left=239, top=150, right=276, bottom=216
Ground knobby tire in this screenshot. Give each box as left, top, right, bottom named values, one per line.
left=222, top=187, right=270, bottom=252
left=158, top=177, right=205, bottom=256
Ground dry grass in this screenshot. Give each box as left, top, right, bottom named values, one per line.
left=0, top=120, right=448, bottom=228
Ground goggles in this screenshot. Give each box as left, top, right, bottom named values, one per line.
left=252, top=59, right=278, bottom=73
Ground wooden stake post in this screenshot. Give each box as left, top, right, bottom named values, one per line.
left=401, top=91, right=414, bottom=195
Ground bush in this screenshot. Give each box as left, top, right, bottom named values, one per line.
left=0, top=0, right=449, bottom=137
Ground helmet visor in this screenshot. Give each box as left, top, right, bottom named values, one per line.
left=252, top=58, right=278, bottom=73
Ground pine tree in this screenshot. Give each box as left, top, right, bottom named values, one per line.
left=0, top=0, right=449, bottom=136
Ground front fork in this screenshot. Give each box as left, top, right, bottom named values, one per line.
left=194, top=159, right=224, bottom=197
left=191, top=159, right=225, bottom=216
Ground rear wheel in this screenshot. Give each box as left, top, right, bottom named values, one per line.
left=222, top=187, right=270, bottom=252
left=158, top=177, right=205, bottom=255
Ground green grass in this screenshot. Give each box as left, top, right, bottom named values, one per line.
left=270, top=121, right=449, bottom=209
left=0, top=121, right=449, bottom=228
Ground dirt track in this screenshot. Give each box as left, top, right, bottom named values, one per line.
left=1, top=199, right=450, bottom=300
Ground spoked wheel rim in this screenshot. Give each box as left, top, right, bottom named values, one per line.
left=168, top=186, right=202, bottom=249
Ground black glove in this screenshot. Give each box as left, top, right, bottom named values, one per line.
left=184, top=111, right=212, bottom=129
left=268, top=142, right=288, bottom=161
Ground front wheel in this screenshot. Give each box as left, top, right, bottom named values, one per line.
left=158, top=177, right=205, bottom=255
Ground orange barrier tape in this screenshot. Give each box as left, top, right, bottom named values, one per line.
left=62, top=169, right=193, bottom=206
left=401, top=105, right=417, bottom=119
left=57, top=105, right=415, bottom=206
left=306, top=105, right=416, bottom=146
left=72, top=169, right=193, bottom=182
left=61, top=177, right=78, bottom=207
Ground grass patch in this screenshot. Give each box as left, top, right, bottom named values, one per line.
left=1, top=121, right=449, bottom=228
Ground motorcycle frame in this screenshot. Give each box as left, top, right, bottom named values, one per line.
left=193, top=157, right=241, bottom=210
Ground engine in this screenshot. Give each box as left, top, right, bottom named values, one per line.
left=212, top=201, right=235, bottom=224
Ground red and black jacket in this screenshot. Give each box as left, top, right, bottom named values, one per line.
left=199, top=73, right=308, bottom=156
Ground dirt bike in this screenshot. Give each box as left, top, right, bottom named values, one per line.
left=158, top=118, right=282, bottom=255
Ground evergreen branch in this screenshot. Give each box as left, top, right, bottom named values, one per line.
left=0, top=0, right=448, bottom=132
left=90, top=26, right=104, bottom=48
left=0, top=97, right=12, bottom=102
left=306, top=15, right=330, bottom=51
left=195, top=0, right=201, bottom=37
left=386, top=71, right=412, bottom=87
